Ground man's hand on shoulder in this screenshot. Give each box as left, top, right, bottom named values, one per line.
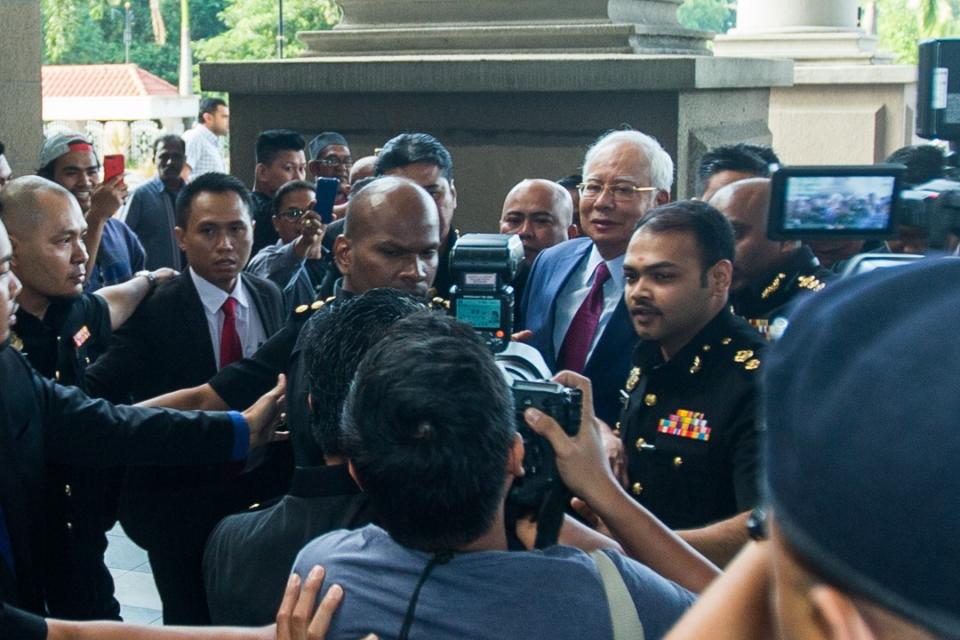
left=275, top=565, right=378, bottom=640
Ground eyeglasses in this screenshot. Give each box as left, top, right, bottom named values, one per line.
left=276, top=208, right=309, bottom=220
left=577, top=181, right=658, bottom=202
left=315, top=156, right=352, bottom=168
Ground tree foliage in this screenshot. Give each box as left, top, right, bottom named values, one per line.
left=677, top=0, right=736, bottom=33
left=873, top=0, right=960, bottom=64
left=193, top=0, right=340, bottom=62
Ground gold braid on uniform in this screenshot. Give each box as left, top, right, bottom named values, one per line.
left=761, top=273, right=787, bottom=300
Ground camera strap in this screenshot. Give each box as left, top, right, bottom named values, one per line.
left=397, top=549, right=454, bottom=640
left=534, top=485, right=571, bottom=549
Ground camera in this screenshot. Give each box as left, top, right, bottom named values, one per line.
left=448, top=234, right=582, bottom=500
left=898, top=179, right=960, bottom=250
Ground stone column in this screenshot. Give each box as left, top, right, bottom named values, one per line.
left=0, top=0, right=43, bottom=177
left=714, top=0, right=916, bottom=165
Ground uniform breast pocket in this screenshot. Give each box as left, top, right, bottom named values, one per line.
left=651, top=433, right=717, bottom=521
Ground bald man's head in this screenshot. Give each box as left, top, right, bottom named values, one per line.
left=499, top=178, right=576, bottom=263
left=0, top=176, right=79, bottom=240
left=709, top=177, right=798, bottom=292
left=336, top=177, right=441, bottom=296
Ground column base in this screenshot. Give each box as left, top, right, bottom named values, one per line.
left=714, top=30, right=892, bottom=65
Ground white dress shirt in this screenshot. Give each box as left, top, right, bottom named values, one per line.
left=551, top=246, right=626, bottom=363
left=190, top=268, right=268, bottom=369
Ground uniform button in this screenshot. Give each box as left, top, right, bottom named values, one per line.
left=613, top=422, right=622, bottom=437
left=673, top=456, right=684, bottom=468
left=64, top=484, right=72, bottom=496
left=635, top=437, right=646, bottom=451
left=66, top=522, right=73, bottom=531
left=631, top=482, right=643, bottom=496
left=644, top=394, right=657, bottom=407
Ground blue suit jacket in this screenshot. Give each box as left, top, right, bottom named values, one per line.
left=519, top=237, right=639, bottom=424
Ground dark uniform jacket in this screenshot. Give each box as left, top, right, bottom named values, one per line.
left=251, top=190, right=280, bottom=256
left=730, top=245, right=833, bottom=339
left=619, top=308, right=765, bottom=529
left=203, top=464, right=373, bottom=626
left=12, top=294, right=121, bottom=620
left=0, top=345, right=245, bottom=618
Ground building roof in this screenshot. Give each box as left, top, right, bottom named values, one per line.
left=42, top=64, right=179, bottom=98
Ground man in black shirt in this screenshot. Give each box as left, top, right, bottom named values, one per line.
left=251, top=130, right=308, bottom=255
left=0, top=176, right=176, bottom=620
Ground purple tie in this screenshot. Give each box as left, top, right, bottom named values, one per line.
left=558, top=261, right=611, bottom=373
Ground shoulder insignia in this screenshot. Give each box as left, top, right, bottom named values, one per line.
left=625, top=367, right=641, bottom=392
left=798, top=275, right=826, bottom=292
left=734, top=349, right=754, bottom=363
left=324, top=296, right=337, bottom=303
left=748, top=318, right=770, bottom=339
left=431, top=297, right=451, bottom=311
left=311, top=299, right=326, bottom=311
left=295, top=304, right=310, bottom=315
left=9, top=333, right=23, bottom=352
left=721, top=337, right=732, bottom=346
left=701, top=344, right=712, bottom=352
left=689, top=355, right=701, bottom=375
left=761, top=273, right=787, bottom=300
left=744, top=358, right=761, bottom=371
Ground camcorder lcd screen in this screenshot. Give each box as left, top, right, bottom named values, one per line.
left=455, top=297, right=502, bottom=330
left=768, top=165, right=905, bottom=240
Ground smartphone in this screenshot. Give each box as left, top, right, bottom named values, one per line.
left=103, top=154, right=125, bottom=185
left=313, top=177, right=340, bottom=224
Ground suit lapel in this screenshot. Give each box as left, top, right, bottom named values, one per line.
left=244, top=277, right=280, bottom=336
left=542, top=241, right=592, bottom=365
left=179, top=274, right=219, bottom=375
left=587, top=298, right=636, bottom=371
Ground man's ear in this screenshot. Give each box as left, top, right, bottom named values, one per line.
left=655, top=189, right=670, bottom=207
left=448, top=179, right=458, bottom=210
left=254, top=163, right=267, bottom=185
left=334, top=235, right=352, bottom=276
left=8, top=234, right=19, bottom=268
left=710, top=259, right=733, bottom=293
left=308, top=160, right=322, bottom=180
left=567, top=224, right=579, bottom=240
left=174, top=226, right=186, bottom=252
left=347, top=460, right=363, bottom=490
left=507, top=432, right=525, bottom=479
left=808, top=585, right=879, bottom=640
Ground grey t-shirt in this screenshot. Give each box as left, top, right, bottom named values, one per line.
left=293, top=524, right=695, bottom=640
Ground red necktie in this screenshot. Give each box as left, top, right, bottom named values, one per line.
left=558, top=261, right=611, bottom=373
left=219, top=297, right=242, bottom=369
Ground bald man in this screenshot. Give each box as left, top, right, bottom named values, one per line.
left=138, top=177, right=441, bottom=462
left=500, top=179, right=577, bottom=264
left=709, top=178, right=833, bottom=337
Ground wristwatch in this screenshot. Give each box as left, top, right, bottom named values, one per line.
left=135, top=270, right=158, bottom=291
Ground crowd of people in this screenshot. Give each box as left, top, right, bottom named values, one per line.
left=0, top=97, right=957, bottom=640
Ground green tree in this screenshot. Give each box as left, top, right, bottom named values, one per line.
left=677, top=0, right=736, bottom=33
left=193, top=0, right=340, bottom=62
left=872, top=0, right=960, bottom=64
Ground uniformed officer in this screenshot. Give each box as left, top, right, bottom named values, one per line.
left=709, top=178, right=833, bottom=339
left=0, top=176, right=177, bottom=620
left=140, top=176, right=443, bottom=467
left=618, top=200, right=764, bottom=567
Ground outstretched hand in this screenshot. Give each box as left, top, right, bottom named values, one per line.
left=242, top=374, right=290, bottom=450
left=275, top=566, right=377, bottom=640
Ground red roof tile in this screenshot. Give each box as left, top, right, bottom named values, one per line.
left=42, top=64, right=179, bottom=98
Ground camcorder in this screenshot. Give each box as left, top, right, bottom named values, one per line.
left=448, top=234, right=582, bottom=546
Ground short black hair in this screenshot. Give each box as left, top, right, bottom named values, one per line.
left=255, top=129, right=306, bottom=166
left=556, top=174, right=582, bottom=189
left=305, top=290, right=427, bottom=460
left=885, top=145, right=945, bottom=186
left=341, top=313, right=515, bottom=551
left=272, top=179, right=316, bottom=215
left=198, top=97, right=227, bottom=122
left=153, top=134, right=185, bottom=155
left=375, top=133, right=454, bottom=181
left=175, top=172, right=252, bottom=229
left=696, top=143, right=779, bottom=195
left=636, top=200, right=735, bottom=283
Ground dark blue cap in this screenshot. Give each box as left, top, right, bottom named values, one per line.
left=763, top=258, right=960, bottom=638
left=308, top=132, right=349, bottom=160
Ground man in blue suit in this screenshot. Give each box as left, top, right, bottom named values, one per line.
left=520, top=130, right=673, bottom=426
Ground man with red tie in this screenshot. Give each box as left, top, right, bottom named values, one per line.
left=85, top=172, right=286, bottom=624
left=519, top=129, right=673, bottom=427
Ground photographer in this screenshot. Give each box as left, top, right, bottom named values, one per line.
left=292, top=312, right=697, bottom=640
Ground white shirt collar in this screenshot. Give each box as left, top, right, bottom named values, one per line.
left=190, top=268, right=249, bottom=315
left=585, top=245, right=626, bottom=290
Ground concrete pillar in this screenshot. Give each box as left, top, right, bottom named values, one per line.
left=0, top=0, right=43, bottom=176
left=302, top=0, right=708, bottom=56
left=714, top=0, right=916, bottom=165
left=735, top=0, right=860, bottom=32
